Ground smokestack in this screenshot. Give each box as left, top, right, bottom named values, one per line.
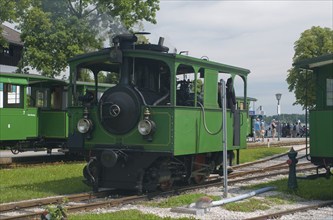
left=158, top=37, right=164, bottom=46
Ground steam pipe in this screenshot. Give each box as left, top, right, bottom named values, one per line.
left=211, top=186, right=276, bottom=206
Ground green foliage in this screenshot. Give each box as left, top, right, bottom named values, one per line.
left=245, top=177, right=333, bottom=200
left=104, top=72, right=119, bottom=83
left=45, top=204, right=68, bottom=220
left=287, top=26, right=333, bottom=110
left=144, top=193, right=219, bottom=208
left=8, top=0, right=160, bottom=77
left=70, top=209, right=196, bottom=220
left=0, top=163, right=90, bottom=203
left=79, top=69, right=94, bottom=82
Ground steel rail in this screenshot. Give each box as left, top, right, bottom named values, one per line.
left=244, top=201, right=333, bottom=220
left=229, top=162, right=313, bottom=178
left=0, top=190, right=112, bottom=213
left=232, top=147, right=306, bottom=170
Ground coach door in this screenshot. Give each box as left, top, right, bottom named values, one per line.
left=0, top=82, right=39, bottom=141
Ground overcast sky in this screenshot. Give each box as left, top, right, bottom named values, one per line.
left=143, top=0, right=333, bottom=116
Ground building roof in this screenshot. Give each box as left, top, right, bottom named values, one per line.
left=293, top=54, right=333, bottom=70
left=1, top=24, right=23, bottom=46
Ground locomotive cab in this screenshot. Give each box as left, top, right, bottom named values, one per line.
left=67, top=34, right=250, bottom=192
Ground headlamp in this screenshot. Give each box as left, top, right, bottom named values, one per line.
left=138, top=119, right=155, bottom=136
left=77, top=118, right=93, bottom=133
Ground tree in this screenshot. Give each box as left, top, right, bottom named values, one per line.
left=13, top=0, right=159, bottom=78
left=286, top=26, right=333, bottom=110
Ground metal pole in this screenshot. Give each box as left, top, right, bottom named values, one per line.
left=220, top=79, right=228, bottom=198
left=277, top=101, right=280, bottom=141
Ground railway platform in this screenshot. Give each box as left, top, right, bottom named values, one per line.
left=247, top=137, right=306, bottom=147
left=0, top=149, right=68, bottom=165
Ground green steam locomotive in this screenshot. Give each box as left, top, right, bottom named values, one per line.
left=67, top=34, right=251, bottom=192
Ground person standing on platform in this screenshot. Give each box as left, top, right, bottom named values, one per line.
left=260, top=119, right=265, bottom=142
left=254, top=118, right=261, bottom=142
left=271, top=119, right=277, bottom=140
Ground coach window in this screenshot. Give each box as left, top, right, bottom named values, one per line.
left=51, top=87, right=64, bottom=110
left=3, top=84, right=23, bottom=108
left=327, top=78, right=333, bottom=106
left=35, top=89, right=49, bottom=108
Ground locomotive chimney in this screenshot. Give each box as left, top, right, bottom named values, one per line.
left=158, top=37, right=164, bottom=46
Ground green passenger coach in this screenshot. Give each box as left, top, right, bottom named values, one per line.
left=67, top=34, right=250, bottom=192
left=0, top=72, right=112, bottom=154
left=295, top=54, right=333, bottom=172
left=0, top=73, right=68, bottom=153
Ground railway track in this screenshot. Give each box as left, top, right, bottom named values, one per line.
left=0, top=148, right=321, bottom=220
left=0, top=139, right=306, bottom=169
left=244, top=201, right=333, bottom=220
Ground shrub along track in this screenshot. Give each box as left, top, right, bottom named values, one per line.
left=0, top=148, right=321, bottom=220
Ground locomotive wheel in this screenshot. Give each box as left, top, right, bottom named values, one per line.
left=192, top=155, right=209, bottom=184
left=159, top=179, right=174, bottom=191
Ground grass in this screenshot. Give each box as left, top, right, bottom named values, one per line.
left=223, top=194, right=293, bottom=212
left=0, top=163, right=90, bottom=203
left=245, top=177, right=333, bottom=201
left=265, top=194, right=295, bottom=205
left=238, top=147, right=289, bottom=164
left=143, top=193, right=220, bottom=208
left=223, top=198, right=270, bottom=212
left=69, top=210, right=197, bottom=220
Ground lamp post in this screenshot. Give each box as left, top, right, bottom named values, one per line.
left=275, top=93, right=282, bottom=141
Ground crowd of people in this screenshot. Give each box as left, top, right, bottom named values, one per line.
left=253, top=118, right=308, bottom=142
left=281, top=121, right=309, bottom=138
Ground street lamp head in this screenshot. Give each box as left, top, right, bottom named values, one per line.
left=275, top=93, right=282, bottom=101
